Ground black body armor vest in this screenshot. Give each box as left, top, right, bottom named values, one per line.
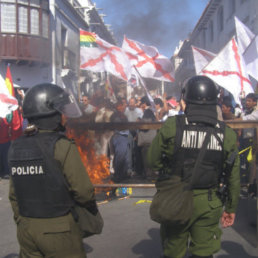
left=170, top=115, right=225, bottom=189
left=8, top=132, right=74, bottom=218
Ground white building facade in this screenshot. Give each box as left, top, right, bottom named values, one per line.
left=173, top=0, right=258, bottom=94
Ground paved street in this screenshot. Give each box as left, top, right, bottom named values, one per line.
left=0, top=178, right=257, bottom=258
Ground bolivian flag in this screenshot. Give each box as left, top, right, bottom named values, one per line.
left=80, top=30, right=97, bottom=48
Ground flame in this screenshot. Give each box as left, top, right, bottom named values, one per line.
left=66, top=128, right=111, bottom=185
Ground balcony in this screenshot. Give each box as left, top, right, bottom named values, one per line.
left=0, top=34, right=50, bottom=64
left=0, top=0, right=50, bottom=64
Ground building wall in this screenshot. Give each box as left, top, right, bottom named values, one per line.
left=174, top=0, right=258, bottom=91
left=191, top=0, right=258, bottom=53
left=0, top=62, right=51, bottom=90
left=53, top=0, right=90, bottom=96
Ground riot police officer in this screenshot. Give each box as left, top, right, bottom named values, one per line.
left=8, top=83, right=95, bottom=257
left=147, top=76, right=240, bottom=258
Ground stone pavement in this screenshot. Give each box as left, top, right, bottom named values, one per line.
left=0, top=179, right=257, bottom=258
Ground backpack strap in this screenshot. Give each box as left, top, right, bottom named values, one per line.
left=188, top=128, right=212, bottom=189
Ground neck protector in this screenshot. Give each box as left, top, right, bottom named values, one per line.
left=185, top=104, right=218, bottom=126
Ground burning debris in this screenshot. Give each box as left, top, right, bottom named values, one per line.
left=66, top=127, right=112, bottom=198
left=66, top=124, right=154, bottom=200
left=66, top=128, right=111, bottom=183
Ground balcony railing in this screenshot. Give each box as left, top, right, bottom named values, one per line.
left=0, top=33, right=51, bottom=64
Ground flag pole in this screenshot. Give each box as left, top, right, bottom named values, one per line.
left=133, top=65, right=156, bottom=113
left=106, top=72, right=117, bottom=103
left=78, top=29, right=82, bottom=102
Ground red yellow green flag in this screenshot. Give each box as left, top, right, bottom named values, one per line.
left=80, top=30, right=97, bottom=48
left=5, top=65, right=15, bottom=96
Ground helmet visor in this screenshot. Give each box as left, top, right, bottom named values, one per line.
left=49, top=89, right=82, bottom=118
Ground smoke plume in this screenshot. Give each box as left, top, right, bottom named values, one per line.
left=94, top=0, right=208, bottom=57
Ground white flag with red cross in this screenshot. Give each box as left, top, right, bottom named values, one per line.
left=201, top=37, right=253, bottom=105
left=234, top=16, right=255, bottom=55
left=244, top=35, right=258, bottom=81
left=122, top=36, right=174, bottom=82
left=80, top=30, right=133, bottom=81
left=192, top=46, right=216, bottom=75
left=234, top=16, right=258, bottom=81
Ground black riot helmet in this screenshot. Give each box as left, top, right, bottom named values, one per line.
left=182, top=76, right=218, bottom=105
left=23, top=83, right=82, bottom=130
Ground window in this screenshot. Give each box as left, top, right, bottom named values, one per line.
left=209, top=20, right=214, bottom=42
left=18, top=6, right=28, bottom=33
left=42, top=11, right=49, bottom=38
left=61, top=26, right=67, bottom=67
left=1, top=3, right=16, bottom=32
left=30, top=8, right=39, bottom=35
left=0, top=0, right=49, bottom=37
left=217, top=6, right=224, bottom=32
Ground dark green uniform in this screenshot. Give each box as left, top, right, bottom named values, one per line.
left=9, top=130, right=95, bottom=258
left=147, top=116, right=240, bottom=257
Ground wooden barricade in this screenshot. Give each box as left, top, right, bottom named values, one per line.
left=67, top=119, right=258, bottom=189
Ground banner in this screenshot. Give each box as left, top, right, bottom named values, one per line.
left=192, top=46, right=216, bottom=74
left=201, top=37, right=253, bottom=104
left=234, top=16, right=255, bottom=55
left=80, top=30, right=132, bottom=81
left=122, top=36, right=174, bottom=82
left=243, top=35, right=258, bottom=81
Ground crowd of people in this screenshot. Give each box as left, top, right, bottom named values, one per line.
left=1, top=84, right=257, bottom=186
left=79, top=91, right=185, bottom=182
left=79, top=87, right=257, bottom=186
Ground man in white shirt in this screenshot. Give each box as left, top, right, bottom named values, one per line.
left=124, top=97, right=143, bottom=122
left=123, top=97, right=143, bottom=178
left=241, top=93, right=258, bottom=120
left=82, top=95, right=95, bottom=115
